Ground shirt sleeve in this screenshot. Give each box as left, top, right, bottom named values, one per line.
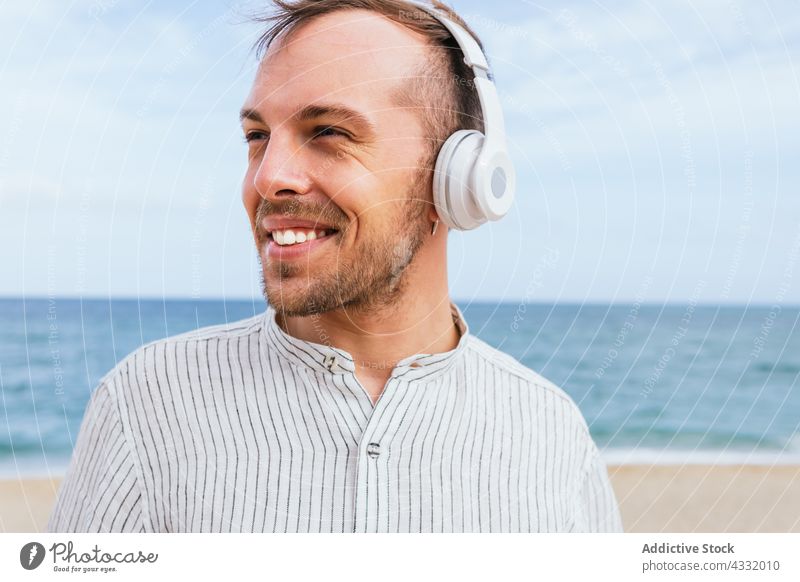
left=47, top=380, right=147, bottom=532
left=571, top=445, right=624, bottom=532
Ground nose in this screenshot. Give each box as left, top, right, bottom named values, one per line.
left=252, top=132, right=312, bottom=200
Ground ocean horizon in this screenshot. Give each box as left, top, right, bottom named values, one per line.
left=1, top=296, right=798, bottom=476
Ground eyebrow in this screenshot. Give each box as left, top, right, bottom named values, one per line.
left=239, top=103, right=377, bottom=136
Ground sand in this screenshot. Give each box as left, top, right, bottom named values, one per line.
left=2, top=465, right=798, bottom=532
left=0, top=477, right=61, bottom=533
left=609, top=464, right=800, bottom=532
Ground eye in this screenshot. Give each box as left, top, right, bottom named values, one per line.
left=313, top=126, right=347, bottom=139
left=243, top=130, right=269, bottom=143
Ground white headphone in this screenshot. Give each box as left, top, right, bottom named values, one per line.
left=408, top=1, right=515, bottom=231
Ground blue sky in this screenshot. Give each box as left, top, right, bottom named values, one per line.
left=1, top=0, right=798, bottom=304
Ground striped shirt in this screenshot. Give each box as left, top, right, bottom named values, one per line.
left=48, top=302, right=623, bottom=533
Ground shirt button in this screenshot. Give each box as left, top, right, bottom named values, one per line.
left=323, top=354, right=337, bottom=372
left=366, top=442, right=381, bottom=459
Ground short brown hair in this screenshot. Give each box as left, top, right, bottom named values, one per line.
left=250, top=0, right=486, bottom=166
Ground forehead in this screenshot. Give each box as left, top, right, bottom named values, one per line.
left=243, top=9, right=429, bottom=119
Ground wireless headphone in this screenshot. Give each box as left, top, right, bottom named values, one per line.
left=408, top=1, right=515, bottom=231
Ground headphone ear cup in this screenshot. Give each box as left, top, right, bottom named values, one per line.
left=433, top=129, right=485, bottom=231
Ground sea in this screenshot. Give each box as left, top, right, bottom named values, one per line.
left=1, top=297, right=798, bottom=476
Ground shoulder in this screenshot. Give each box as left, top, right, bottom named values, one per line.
left=464, top=335, right=592, bottom=435
left=148, top=310, right=267, bottom=347
left=463, top=335, right=605, bottom=490
left=464, top=334, right=574, bottom=402
left=98, top=311, right=267, bottom=398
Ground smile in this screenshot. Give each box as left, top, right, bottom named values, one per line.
left=270, top=227, right=334, bottom=246
left=265, top=227, right=339, bottom=260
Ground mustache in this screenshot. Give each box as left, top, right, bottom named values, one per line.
left=255, top=198, right=348, bottom=241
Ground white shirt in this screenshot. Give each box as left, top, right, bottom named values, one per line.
left=48, top=302, right=623, bottom=532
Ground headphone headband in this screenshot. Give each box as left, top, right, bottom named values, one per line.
left=405, top=1, right=505, bottom=143
left=406, top=1, right=490, bottom=71
left=404, top=1, right=516, bottom=230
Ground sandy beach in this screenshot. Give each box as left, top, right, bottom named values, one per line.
left=608, top=464, right=800, bottom=532
left=2, top=465, right=798, bottom=532
left=0, top=477, right=61, bottom=533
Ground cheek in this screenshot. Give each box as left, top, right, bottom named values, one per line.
left=328, top=169, right=387, bottom=217
left=241, top=167, right=260, bottom=229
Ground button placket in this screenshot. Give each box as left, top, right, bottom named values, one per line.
left=352, top=376, right=401, bottom=532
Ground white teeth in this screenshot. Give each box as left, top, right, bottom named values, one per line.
left=271, top=228, right=330, bottom=246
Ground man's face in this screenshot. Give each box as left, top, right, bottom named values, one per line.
left=240, top=10, right=435, bottom=317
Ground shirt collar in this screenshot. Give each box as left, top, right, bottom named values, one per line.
left=262, top=302, right=470, bottom=382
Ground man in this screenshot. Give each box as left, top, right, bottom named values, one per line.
left=48, top=0, right=623, bottom=533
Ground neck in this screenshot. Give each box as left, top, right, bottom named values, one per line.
left=278, top=291, right=460, bottom=375
left=277, top=239, right=459, bottom=402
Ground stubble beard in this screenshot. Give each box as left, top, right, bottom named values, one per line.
left=257, top=168, right=431, bottom=319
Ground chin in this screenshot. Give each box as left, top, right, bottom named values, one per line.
left=263, top=275, right=329, bottom=318
left=265, top=291, right=310, bottom=317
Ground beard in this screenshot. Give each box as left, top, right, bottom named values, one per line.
left=254, top=167, right=431, bottom=318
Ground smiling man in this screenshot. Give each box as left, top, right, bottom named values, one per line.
left=48, top=0, right=622, bottom=533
